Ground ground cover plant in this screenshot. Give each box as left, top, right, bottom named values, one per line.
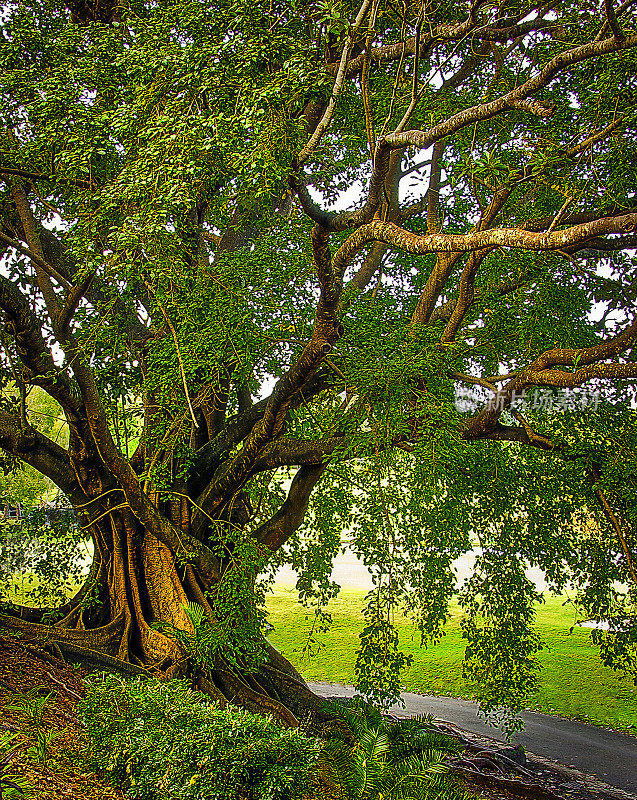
left=0, top=732, right=32, bottom=800
left=0, top=0, right=637, bottom=735
left=78, top=673, right=321, bottom=800
left=0, top=635, right=126, bottom=800
left=318, top=700, right=470, bottom=800
left=78, top=673, right=476, bottom=800
left=0, top=644, right=475, bottom=800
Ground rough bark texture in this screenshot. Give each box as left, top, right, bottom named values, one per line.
left=0, top=492, right=328, bottom=727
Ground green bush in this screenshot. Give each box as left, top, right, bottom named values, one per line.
left=78, top=674, right=320, bottom=800
left=319, top=699, right=470, bottom=800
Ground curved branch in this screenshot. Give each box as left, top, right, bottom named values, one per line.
left=471, top=422, right=557, bottom=451
left=382, top=34, right=637, bottom=155
left=0, top=274, right=83, bottom=415
left=250, top=435, right=345, bottom=471
left=289, top=177, right=340, bottom=229
left=0, top=411, right=78, bottom=495
left=332, top=32, right=637, bottom=235
left=528, top=362, right=637, bottom=388
left=189, top=371, right=332, bottom=498
left=463, top=319, right=637, bottom=440
left=332, top=213, right=637, bottom=270
left=254, top=464, right=327, bottom=550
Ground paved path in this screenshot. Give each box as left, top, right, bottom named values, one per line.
left=308, top=681, right=637, bottom=795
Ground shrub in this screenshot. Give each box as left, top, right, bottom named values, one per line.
left=78, top=674, right=320, bottom=800
left=319, top=699, right=471, bottom=800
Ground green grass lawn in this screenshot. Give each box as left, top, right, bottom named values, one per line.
left=266, top=585, right=637, bottom=734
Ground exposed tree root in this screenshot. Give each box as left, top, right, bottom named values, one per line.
left=0, top=497, right=341, bottom=729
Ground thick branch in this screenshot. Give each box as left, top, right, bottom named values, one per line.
left=420, top=180, right=517, bottom=331
left=440, top=249, right=494, bottom=341
left=10, top=184, right=61, bottom=320
left=0, top=275, right=83, bottom=415
left=530, top=320, right=637, bottom=371
left=0, top=165, right=93, bottom=189
left=567, top=235, right=637, bottom=254
left=250, top=436, right=345, bottom=471
left=189, top=371, right=331, bottom=498
left=192, top=228, right=344, bottom=525
left=67, top=353, right=221, bottom=582
left=335, top=32, right=637, bottom=235
left=527, top=362, right=637, bottom=388
left=410, top=252, right=464, bottom=326
left=605, top=0, right=626, bottom=41
left=382, top=34, right=637, bottom=155
left=57, top=270, right=96, bottom=335
left=0, top=411, right=79, bottom=496
left=429, top=268, right=534, bottom=324
left=37, top=228, right=150, bottom=342
left=0, top=230, right=71, bottom=290
left=472, top=422, right=557, bottom=451
left=254, top=464, right=327, bottom=550
left=333, top=214, right=637, bottom=268
left=343, top=242, right=388, bottom=299
left=426, top=141, right=445, bottom=234
left=463, top=320, right=637, bottom=440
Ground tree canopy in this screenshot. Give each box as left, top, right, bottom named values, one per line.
left=1, top=0, right=636, bottom=730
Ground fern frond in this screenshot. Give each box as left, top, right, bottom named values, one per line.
left=183, top=601, right=206, bottom=627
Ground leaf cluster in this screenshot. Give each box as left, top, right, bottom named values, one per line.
left=79, top=674, right=321, bottom=800
left=319, top=700, right=468, bottom=800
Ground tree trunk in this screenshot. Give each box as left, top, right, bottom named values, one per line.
left=0, top=497, right=329, bottom=728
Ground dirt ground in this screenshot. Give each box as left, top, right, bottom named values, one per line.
left=0, top=634, right=124, bottom=800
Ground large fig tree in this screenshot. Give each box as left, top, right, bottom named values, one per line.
left=1, top=0, right=636, bottom=726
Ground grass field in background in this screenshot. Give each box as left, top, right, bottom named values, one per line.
left=3, top=573, right=636, bottom=732
left=266, top=585, right=637, bottom=733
